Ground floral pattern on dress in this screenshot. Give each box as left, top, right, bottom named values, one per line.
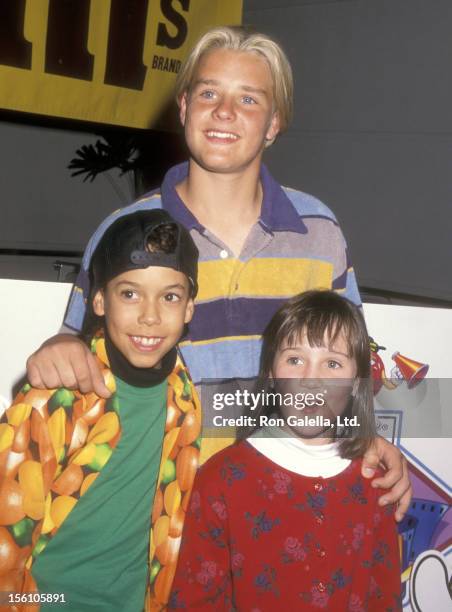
left=282, top=536, right=308, bottom=563
left=169, top=442, right=401, bottom=611
left=231, top=550, right=245, bottom=578
left=257, top=468, right=296, bottom=501
left=254, top=564, right=280, bottom=598
left=299, top=568, right=352, bottom=606
left=245, top=510, right=281, bottom=539
left=343, top=476, right=368, bottom=505
left=219, top=457, right=246, bottom=486
left=209, top=494, right=228, bottom=520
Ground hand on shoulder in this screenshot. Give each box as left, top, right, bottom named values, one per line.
left=26, top=333, right=111, bottom=398
left=361, top=435, right=412, bottom=522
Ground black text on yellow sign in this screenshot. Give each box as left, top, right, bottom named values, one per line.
left=0, top=0, right=242, bottom=129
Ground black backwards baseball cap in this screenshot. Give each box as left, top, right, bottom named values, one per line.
left=90, top=209, right=199, bottom=296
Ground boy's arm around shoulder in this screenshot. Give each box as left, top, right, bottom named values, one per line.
left=362, top=437, right=412, bottom=522
left=26, top=334, right=111, bottom=398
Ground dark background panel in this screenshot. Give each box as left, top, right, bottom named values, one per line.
left=243, top=0, right=452, bottom=300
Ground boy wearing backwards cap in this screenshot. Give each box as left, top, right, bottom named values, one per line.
left=0, top=210, right=200, bottom=610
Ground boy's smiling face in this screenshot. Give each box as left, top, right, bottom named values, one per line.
left=179, top=48, right=280, bottom=176
left=92, top=266, right=194, bottom=369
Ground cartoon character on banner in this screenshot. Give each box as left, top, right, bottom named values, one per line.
left=369, top=338, right=452, bottom=609
left=370, top=338, right=429, bottom=396
left=410, top=550, right=452, bottom=611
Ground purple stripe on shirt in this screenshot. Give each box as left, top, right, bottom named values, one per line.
left=188, top=297, right=289, bottom=343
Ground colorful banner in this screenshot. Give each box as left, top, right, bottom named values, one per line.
left=0, top=0, right=242, bottom=129
left=364, top=304, right=451, bottom=611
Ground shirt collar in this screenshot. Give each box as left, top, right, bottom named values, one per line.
left=259, top=164, right=308, bottom=234
left=161, top=161, right=308, bottom=235
left=161, top=162, right=203, bottom=231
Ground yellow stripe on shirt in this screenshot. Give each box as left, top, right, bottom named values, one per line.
left=197, top=257, right=334, bottom=302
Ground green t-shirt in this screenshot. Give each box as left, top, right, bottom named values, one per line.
left=32, top=377, right=167, bottom=612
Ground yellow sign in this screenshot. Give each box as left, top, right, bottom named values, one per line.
left=0, top=0, right=242, bottom=129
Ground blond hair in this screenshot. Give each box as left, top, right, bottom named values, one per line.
left=176, top=26, right=293, bottom=132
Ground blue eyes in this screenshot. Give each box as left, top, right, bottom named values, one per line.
left=328, top=360, right=341, bottom=369
left=287, top=357, right=303, bottom=366
left=199, top=91, right=257, bottom=105
left=286, top=357, right=342, bottom=369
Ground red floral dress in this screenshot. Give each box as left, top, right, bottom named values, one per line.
left=169, top=441, right=401, bottom=611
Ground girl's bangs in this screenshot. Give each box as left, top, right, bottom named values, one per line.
left=279, top=308, right=359, bottom=358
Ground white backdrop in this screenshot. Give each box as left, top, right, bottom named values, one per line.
left=0, top=279, right=450, bottom=610
left=0, top=279, right=72, bottom=411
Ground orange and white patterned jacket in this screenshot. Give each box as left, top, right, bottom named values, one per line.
left=0, top=332, right=201, bottom=611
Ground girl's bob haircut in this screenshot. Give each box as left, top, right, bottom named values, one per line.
left=175, top=25, right=293, bottom=134
left=239, top=290, right=376, bottom=459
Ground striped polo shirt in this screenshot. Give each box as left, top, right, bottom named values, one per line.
left=64, top=162, right=360, bottom=385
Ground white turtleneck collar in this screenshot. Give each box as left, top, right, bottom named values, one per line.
left=247, top=424, right=351, bottom=478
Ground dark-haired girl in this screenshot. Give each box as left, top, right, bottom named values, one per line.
left=170, top=290, right=401, bottom=611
